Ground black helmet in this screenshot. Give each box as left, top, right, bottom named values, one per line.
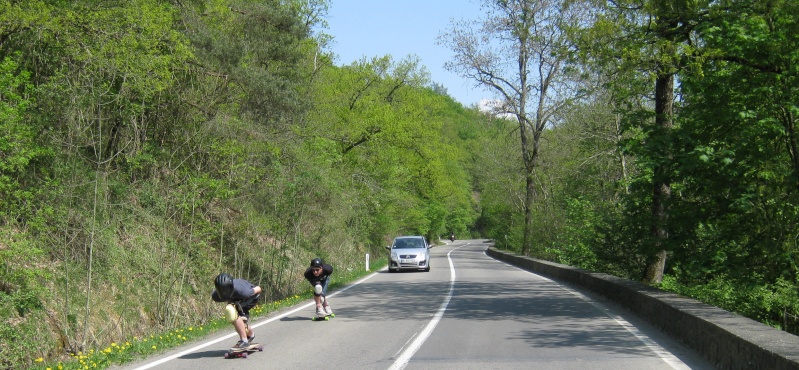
left=310, top=258, right=324, bottom=268
left=214, top=273, right=234, bottom=300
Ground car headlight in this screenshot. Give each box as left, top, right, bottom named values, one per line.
left=391, top=252, right=398, bottom=260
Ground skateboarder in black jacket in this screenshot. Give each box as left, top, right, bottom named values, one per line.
left=304, top=258, right=334, bottom=317
left=212, top=273, right=262, bottom=349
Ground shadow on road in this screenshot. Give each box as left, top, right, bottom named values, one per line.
left=335, top=244, right=662, bottom=357
left=178, top=350, right=228, bottom=360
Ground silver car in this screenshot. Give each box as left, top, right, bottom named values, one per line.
left=387, top=236, right=431, bottom=272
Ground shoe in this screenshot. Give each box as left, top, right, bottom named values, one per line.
left=232, top=340, right=250, bottom=350
left=316, top=306, right=326, bottom=317
left=324, top=305, right=332, bottom=315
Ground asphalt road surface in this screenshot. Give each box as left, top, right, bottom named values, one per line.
left=114, top=240, right=713, bottom=370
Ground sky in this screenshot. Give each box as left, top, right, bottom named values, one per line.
left=323, top=0, right=490, bottom=107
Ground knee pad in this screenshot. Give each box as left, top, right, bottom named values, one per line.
left=224, top=303, right=239, bottom=323
left=314, top=284, right=323, bottom=295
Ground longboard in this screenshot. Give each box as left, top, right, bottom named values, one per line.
left=224, top=343, right=263, bottom=359
left=311, top=313, right=335, bottom=321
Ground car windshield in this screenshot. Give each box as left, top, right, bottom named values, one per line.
left=394, top=239, right=424, bottom=249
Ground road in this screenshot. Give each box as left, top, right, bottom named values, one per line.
left=115, top=240, right=713, bottom=370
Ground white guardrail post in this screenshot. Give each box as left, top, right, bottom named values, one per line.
left=366, top=253, right=370, bottom=271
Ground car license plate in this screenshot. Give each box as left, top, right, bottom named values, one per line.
left=400, top=259, right=414, bottom=264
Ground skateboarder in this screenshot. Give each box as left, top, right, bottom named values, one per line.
left=304, top=258, right=334, bottom=317
left=212, top=273, right=262, bottom=349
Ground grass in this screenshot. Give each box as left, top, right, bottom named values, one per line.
left=29, top=258, right=387, bottom=370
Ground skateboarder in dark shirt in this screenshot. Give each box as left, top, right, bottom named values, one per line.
left=212, top=273, right=262, bottom=349
left=304, top=258, right=334, bottom=317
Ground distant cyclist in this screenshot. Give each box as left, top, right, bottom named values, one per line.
left=212, top=273, right=262, bottom=349
left=304, top=258, right=334, bottom=317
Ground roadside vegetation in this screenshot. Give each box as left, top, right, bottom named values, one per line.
left=2, top=1, right=799, bottom=369
left=27, top=258, right=386, bottom=370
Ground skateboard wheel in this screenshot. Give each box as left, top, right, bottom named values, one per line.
left=224, top=353, right=230, bottom=359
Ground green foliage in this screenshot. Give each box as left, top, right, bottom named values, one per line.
left=0, top=55, right=51, bottom=221
left=549, top=198, right=601, bottom=270
left=0, top=229, right=49, bottom=369
left=305, top=55, right=477, bottom=243
left=545, top=0, right=799, bottom=331
left=0, top=230, right=48, bottom=309
left=661, top=274, right=799, bottom=332
left=0, top=310, right=44, bottom=369
left=5, top=0, right=799, bottom=367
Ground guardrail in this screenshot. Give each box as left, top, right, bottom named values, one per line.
left=486, top=247, right=799, bottom=370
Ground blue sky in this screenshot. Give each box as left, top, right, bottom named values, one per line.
left=324, top=0, right=489, bottom=107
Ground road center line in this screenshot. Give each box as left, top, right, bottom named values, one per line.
left=388, top=245, right=462, bottom=370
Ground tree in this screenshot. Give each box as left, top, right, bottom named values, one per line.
left=305, top=55, right=478, bottom=243
left=0, top=55, right=47, bottom=221
left=660, top=0, right=799, bottom=329
left=577, top=0, right=712, bottom=283
left=440, top=0, right=587, bottom=255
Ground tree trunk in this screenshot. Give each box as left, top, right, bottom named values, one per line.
left=522, top=171, right=535, bottom=256
left=781, top=108, right=799, bottom=191
left=643, top=70, right=674, bottom=285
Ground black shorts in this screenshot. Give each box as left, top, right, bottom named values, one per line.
left=237, top=294, right=260, bottom=316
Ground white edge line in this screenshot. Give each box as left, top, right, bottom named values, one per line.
left=486, top=253, right=690, bottom=370
left=388, top=245, right=463, bottom=370
left=131, top=270, right=383, bottom=370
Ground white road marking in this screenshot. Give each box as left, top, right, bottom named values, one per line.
left=488, top=253, right=690, bottom=370
left=565, top=286, right=691, bottom=370
left=388, top=245, right=463, bottom=370
left=130, top=271, right=382, bottom=370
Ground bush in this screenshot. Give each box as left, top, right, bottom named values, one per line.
left=660, top=274, right=799, bottom=334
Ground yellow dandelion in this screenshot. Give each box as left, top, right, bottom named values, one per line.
left=152, top=345, right=157, bottom=350
left=35, top=357, right=44, bottom=362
